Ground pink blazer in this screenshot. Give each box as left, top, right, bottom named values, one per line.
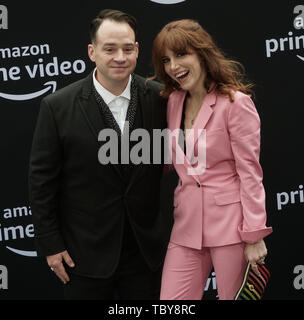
left=167, top=89, right=272, bottom=248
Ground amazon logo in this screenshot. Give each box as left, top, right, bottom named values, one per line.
left=0, top=43, right=87, bottom=101
left=0, top=5, right=8, bottom=30
left=0, top=265, right=8, bottom=289
left=1, top=206, right=37, bottom=258
left=265, top=5, right=304, bottom=61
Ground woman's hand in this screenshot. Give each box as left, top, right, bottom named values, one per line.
left=244, top=239, right=267, bottom=276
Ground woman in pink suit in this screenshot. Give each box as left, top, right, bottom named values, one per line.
left=152, top=19, right=273, bottom=300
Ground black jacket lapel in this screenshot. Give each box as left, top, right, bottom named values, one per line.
left=134, top=74, right=153, bottom=133
left=126, top=75, right=153, bottom=191
left=78, top=72, right=123, bottom=180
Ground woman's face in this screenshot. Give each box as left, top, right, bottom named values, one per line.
left=162, top=47, right=206, bottom=94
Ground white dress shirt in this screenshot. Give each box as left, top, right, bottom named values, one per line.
left=92, top=68, right=131, bottom=132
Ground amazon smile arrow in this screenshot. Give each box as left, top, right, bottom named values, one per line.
left=6, top=246, right=37, bottom=257
left=297, top=55, right=304, bottom=61
left=0, top=81, right=57, bottom=101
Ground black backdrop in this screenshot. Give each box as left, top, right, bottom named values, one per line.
left=1, top=0, right=304, bottom=300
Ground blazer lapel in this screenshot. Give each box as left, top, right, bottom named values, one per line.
left=168, top=90, right=196, bottom=175
left=189, top=90, right=216, bottom=146
left=125, top=75, right=150, bottom=191
left=170, top=90, right=216, bottom=180
left=78, top=73, right=123, bottom=180
left=135, top=74, right=152, bottom=133
left=185, top=91, right=216, bottom=177
left=77, top=72, right=105, bottom=139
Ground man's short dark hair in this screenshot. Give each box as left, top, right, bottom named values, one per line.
left=90, top=9, right=137, bottom=44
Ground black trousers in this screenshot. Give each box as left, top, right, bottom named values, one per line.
left=63, top=217, right=162, bottom=300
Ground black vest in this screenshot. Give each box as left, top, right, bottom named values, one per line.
left=93, top=77, right=143, bottom=183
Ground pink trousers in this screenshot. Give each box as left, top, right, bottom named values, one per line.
left=160, top=242, right=247, bottom=300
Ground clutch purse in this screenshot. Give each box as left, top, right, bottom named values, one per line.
left=234, top=262, right=270, bottom=300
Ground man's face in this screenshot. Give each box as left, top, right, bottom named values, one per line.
left=88, top=19, right=138, bottom=92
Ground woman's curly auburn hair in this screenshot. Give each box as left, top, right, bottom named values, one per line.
left=152, top=19, right=253, bottom=101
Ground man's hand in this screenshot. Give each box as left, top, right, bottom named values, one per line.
left=47, top=250, right=75, bottom=284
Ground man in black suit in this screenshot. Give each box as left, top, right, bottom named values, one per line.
left=28, top=9, right=171, bottom=299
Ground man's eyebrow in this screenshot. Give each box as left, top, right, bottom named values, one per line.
left=102, top=42, right=117, bottom=47
left=103, top=42, right=135, bottom=46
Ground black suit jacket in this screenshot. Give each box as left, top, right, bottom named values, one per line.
left=29, top=72, right=171, bottom=278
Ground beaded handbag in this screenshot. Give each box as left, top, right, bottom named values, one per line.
left=234, top=262, right=270, bottom=300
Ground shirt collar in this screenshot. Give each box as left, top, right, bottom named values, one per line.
left=92, top=68, right=131, bottom=104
